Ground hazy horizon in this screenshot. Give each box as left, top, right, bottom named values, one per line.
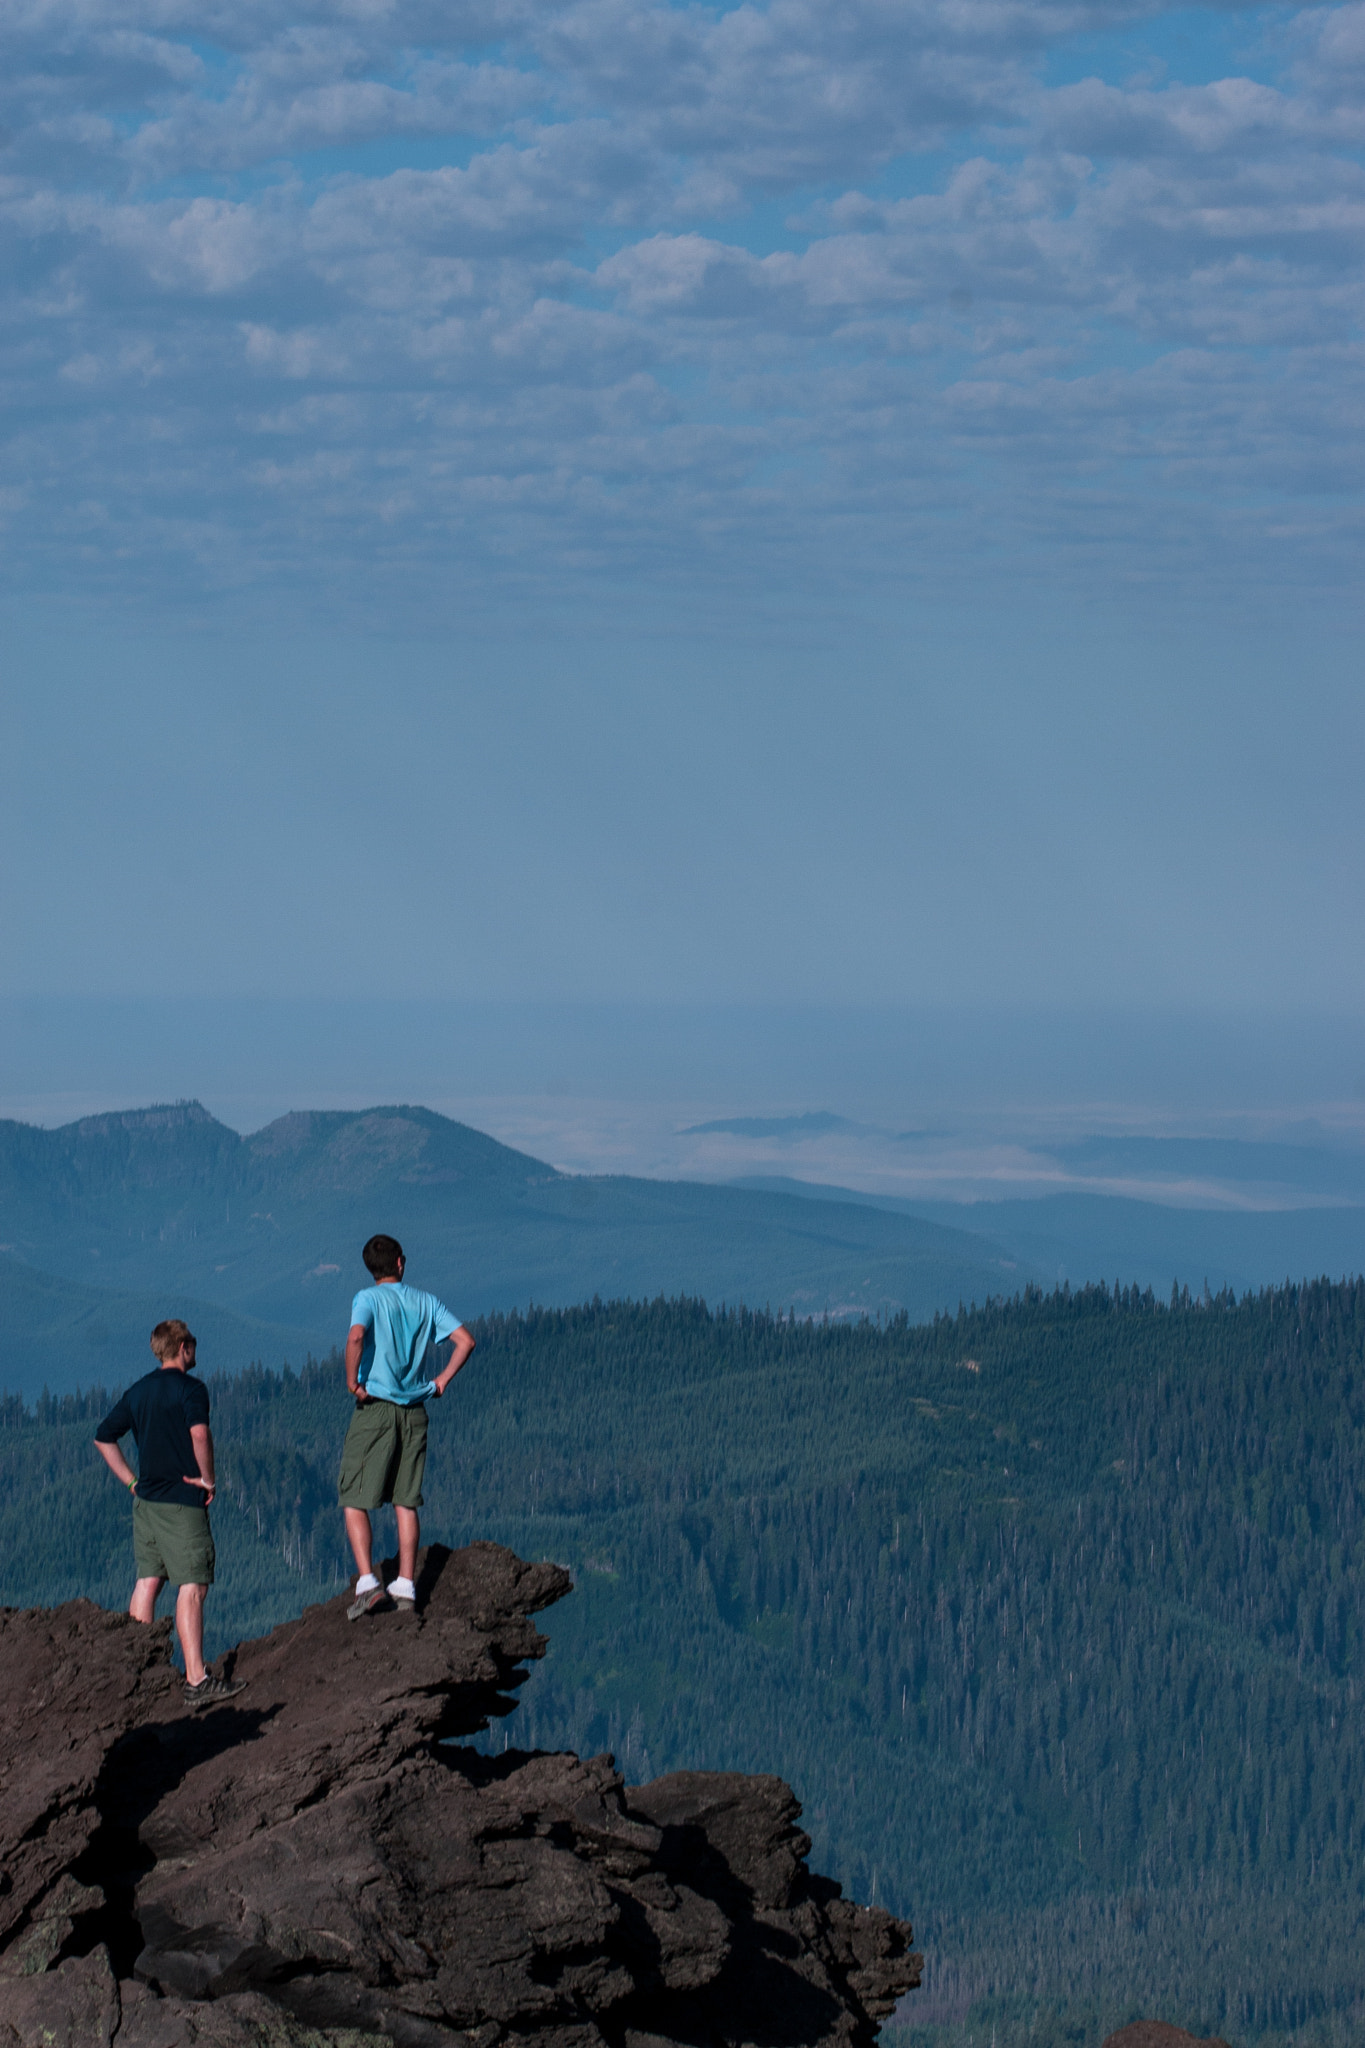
left=4, top=996, right=1364, bottom=1212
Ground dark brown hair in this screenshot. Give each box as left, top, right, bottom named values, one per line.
left=363, top=1234, right=404, bottom=1279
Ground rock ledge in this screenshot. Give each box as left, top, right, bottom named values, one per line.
left=0, top=1542, right=920, bottom=2046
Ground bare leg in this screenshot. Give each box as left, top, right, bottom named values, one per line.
left=345, top=1507, right=374, bottom=1578
left=176, top=1583, right=207, bottom=1687
left=395, top=1506, right=419, bottom=1583
left=130, top=1576, right=164, bottom=1625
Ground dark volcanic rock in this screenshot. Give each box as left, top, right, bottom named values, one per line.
left=0, top=1599, right=177, bottom=1968
left=0, top=1542, right=921, bottom=2046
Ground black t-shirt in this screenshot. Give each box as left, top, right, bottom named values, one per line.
left=96, top=1367, right=211, bottom=1507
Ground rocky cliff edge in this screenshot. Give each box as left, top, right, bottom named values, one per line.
left=0, top=1541, right=920, bottom=2047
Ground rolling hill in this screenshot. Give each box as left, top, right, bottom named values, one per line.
left=0, top=1101, right=1027, bottom=1394
left=734, top=1175, right=1365, bottom=1299
left=0, top=1253, right=322, bottom=1405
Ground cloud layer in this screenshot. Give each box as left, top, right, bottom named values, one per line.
left=1, top=0, right=1362, bottom=617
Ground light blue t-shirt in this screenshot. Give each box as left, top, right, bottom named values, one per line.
left=350, top=1282, right=462, bottom=1406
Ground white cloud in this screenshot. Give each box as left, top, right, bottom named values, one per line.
left=0, top=0, right=1358, bottom=618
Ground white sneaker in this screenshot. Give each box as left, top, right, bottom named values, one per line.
left=386, top=1576, right=416, bottom=1611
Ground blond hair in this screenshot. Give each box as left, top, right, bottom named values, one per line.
left=150, top=1318, right=195, bottom=1360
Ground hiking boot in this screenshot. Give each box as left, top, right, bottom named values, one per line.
left=347, top=1582, right=388, bottom=1622
left=184, top=1671, right=247, bottom=1709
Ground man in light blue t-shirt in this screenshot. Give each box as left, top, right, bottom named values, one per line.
left=338, top=1232, right=475, bottom=1620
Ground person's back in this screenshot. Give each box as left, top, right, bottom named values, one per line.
left=350, top=1280, right=456, bottom=1405
left=102, top=1365, right=210, bottom=1504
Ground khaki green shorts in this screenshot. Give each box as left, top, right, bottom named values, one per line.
left=338, top=1398, right=428, bottom=1511
left=133, top=1499, right=215, bottom=1586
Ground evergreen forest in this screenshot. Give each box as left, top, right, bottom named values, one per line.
left=4, top=1281, right=1365, bottom=2048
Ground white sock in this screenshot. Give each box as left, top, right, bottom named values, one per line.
left=387, top=1575, right=415, bottom=1599
left=354, top=1573, right=380, bottom=1595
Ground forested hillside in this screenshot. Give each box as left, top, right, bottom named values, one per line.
left=0, top=1250, right=317, bottom=1402
left=4, top=1282, right=1365, bottom=2046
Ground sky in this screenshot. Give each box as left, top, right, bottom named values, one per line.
left=1, top=0, right=1363, bottom=1118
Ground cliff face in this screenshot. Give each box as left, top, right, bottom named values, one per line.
left=0, top=1543, right=920, bottom=2047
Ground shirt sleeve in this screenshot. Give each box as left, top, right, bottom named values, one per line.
left=94, top=1394, right=134, bottom=1444
left=431, top=1296, right=461, bottom=1343
left=350, top=1291, right=375, bottom=1330
left=184, top=1377, right=211, bottom=1427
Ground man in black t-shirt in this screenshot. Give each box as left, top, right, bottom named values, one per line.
left=95, top=1319, right=245, bottom=1708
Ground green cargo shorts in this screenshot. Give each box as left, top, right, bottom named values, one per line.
left=133, top=1498, right=215, bottom=1586
left=337, top=1397, right=428, bottom=1511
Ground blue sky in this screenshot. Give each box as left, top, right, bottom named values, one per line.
left=1, top=0, right=1362, bottom=1050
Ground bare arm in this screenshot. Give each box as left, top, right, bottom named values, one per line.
left=95, top=1438, right=138, bottom=1491
left=346, top=1324, right=369, bottom=1399
left=432, top=1326, right=475, bottom=1398
left=183, top=1422, right=216, bottom=1505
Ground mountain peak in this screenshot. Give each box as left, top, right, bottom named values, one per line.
left=67, top=1099, right=227, bottom=1139
left=246, top=1104, right=557, bottom=1191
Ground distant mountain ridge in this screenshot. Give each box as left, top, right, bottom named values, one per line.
left=0, top=1102, right=1026, bottom=1397
left=0, top=1098, right=556, bottom=1204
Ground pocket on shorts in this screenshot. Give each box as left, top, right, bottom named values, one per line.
left=338, top=1399, right=401, bottom=1507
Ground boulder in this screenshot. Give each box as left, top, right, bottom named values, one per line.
left=0, top=1542, right=921, bottom=2046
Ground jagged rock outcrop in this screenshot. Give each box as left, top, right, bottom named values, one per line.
left=0, top=1542, right=920, bottom=2046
